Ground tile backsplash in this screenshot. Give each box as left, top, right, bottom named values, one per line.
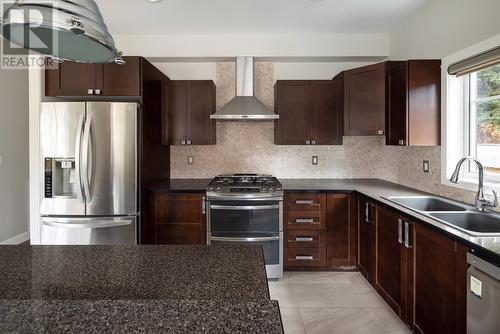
left=170, top=61, right=483, bottom=208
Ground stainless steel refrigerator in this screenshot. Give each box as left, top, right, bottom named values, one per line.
left=40, top=102, right=138, bottom=245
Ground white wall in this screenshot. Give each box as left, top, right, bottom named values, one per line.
left=390, top=0, right=500, bottom=59
left=153, top=63, right=216, bottom=81
left=0, top=58, right=30, bottom=244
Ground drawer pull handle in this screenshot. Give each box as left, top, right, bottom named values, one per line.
left=295, top=237, right=314, bottom=242
left=295, top=200, right=314, bottom=205
left=295, top=218, right=314, bottom=224
left=296, top=255, right=314, bottom=261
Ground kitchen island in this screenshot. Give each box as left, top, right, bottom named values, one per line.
left=0, top=245, right=283, bottom=333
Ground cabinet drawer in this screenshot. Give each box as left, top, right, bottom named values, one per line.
left=285, top=248, right=326, bottom=267
left=287, top=193, right=322, bottom=211
left=285, top=230, right=325, bottom=248
left=286, top=211, right=324, bottom=230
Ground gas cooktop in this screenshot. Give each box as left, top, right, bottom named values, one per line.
left=207, top=174, right=282, bottom=198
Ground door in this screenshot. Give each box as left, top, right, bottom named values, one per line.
left=375, top=205, right=405, bottom=317
left=344, top=62, right=386, bottom=136
left=167, top=80, right=188, bottom=145
left=358, top=196, right=374, bottom=282
left=85, top=102, right=137, bottom=216
left=386, top=61, right=408, bottom=146
left=326, top=193, right=354, bottom=268
left=40, top=103, right=86, bottom=216
left=413, top=223, right=467, bottom=334
left=275, top=81, right=310, bottom=145
left=45, top=62, right=97, bottom=97
left=309, top=80, right=342, bottom=145
left=187, top=81, right=215, bottom=145
left=40, top=216, right=137, bottom=245
left=98, top=56, right=141, bottom=96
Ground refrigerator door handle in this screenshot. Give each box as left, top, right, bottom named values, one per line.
left=41, top=217, right=133, bottom=229
left=82, top=115, right=93, bottom=202
left=75, top=113, right=85, bottom=203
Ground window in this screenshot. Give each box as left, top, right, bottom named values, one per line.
left=463, top=64, right=500, bottom=180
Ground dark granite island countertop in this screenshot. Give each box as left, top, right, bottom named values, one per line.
left=0, top=245, right=282, bottom=333
left=0, top=245, right=269, bottom=300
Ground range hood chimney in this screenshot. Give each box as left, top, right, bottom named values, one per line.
left=211, top=57, right=279, bottom=121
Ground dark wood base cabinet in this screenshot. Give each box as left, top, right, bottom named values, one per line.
left=284, top=192, right=356, bottom=271
left=363, top=202, right=468, bottom=333
left=153, top=192, right=206, bottom=245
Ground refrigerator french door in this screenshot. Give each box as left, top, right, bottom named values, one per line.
left=40, top=102, right=138, bottom=245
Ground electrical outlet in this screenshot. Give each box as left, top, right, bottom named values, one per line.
left=0, top=155, right=3, bottom=167
left=188, top=156, right=193, bottom=165
left=423, top=160, right=430, bottom=173
left=312, top=156, right=319, bottom=166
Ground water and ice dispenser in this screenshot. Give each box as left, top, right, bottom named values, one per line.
left=44, top=158, right=77, bottom=199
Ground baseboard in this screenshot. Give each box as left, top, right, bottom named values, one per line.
left=0, top=231, right=30, bottom=245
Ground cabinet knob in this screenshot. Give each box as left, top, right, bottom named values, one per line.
left=94, top=89, right=101, bottom=95
left=311, top=141, right=316, bottom=145
left=399, top=139, right=405, bottom=146
left=305, top=141, right=311, bottom=145
left=187, top=140, right=192, bottom=145
left=88, top=89, right=94, bottom=95
left=377, top=130, right=384, bottom=135
left=181, top=140, right=186, bottom=145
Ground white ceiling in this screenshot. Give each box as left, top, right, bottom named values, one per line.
left=96, top=0, right=429, bottom=35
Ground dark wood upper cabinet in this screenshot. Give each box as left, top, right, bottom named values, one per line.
left=98, top=56, right=141, bottom=96
left=357, top=195, right=375, bottom=283
left=153, top=192, right=206, bottom=245
left=386, top=60, right=441, bottom=146
left=45, top=56, right=142, bottom=97
left=343, top=62, right=386, bottom=136
left=412, top=223, right=467, bottom=334
left=275, top=80, right=342, bottom=145
left=274, top=81, right=309, bottom=145
left=166, top=80, right=216, bottom=146
left=374, top=205, right=413, bottom=324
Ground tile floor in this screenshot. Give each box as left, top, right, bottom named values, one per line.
left=268, top=272, right=411, bottom=334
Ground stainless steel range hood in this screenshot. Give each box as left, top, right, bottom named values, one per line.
left=211, top=57, right=279, bottom=121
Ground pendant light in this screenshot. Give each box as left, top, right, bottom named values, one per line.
left=1, top=0, right=123, bottom=64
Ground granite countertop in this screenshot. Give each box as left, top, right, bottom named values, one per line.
left=0, top=245, right=269, bottom=300
left=151, top=178, right=500, bottom=261
left=0, top=245, right=283, bottom=333
left=0, top=299, right=282, bottom=334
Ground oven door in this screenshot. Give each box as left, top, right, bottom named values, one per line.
left=208, top=200, right=282, bottom=232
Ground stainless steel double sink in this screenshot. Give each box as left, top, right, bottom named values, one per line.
left=384, top=196, right=500, bottom=237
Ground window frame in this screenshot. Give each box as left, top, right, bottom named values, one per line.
left=442, top=35, right=500, bottom=194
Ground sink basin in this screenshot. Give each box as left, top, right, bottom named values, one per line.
left=386, top=196, right=467, bottom=212
left=429, top=212, right=500, bottom=236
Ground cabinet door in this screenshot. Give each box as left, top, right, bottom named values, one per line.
left=167, top=80, right=188, bottom=145
left=154, top=192, right=206, bottom=244
left=386, top=61, right=408, bottom=146
left=98, top=56, right=141, bottom=96
left=309, top=80, right=342, bottom=145
left=407, top=60, right=441, bottom=146
left=344, top=63, right=386, bottom=136
left=187, top=81, right=216, bottom=145
left=326, top=193, right=355, bottom=269
left=358, top=196, right=375, bottom=282
left=275, top=81, right=310, bottom=145
left=375, top=205, right=405, bottom=317
left=45, top=61, right=97, bottom=97
left=413, top=223, right=467, bottom=334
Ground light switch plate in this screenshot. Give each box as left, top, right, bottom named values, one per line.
left=423, top=160, right=430, bottom=173
left=0, top=155, right=3, bottom=167
left=312, top=156, right=319, bottom=166
left=188, top=156, right=193, bottom=165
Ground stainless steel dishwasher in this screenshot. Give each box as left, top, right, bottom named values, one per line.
left=467, top=252, right=500, bottom=334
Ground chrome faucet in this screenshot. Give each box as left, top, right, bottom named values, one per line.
left=450, top=157, right=498, bottom=211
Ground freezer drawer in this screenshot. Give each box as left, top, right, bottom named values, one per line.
left=41, top=216, right=137, bottom=245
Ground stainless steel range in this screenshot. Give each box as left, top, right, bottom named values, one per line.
left=206, top=174, right=283, bottom=278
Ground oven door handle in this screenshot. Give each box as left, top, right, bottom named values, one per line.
left=210, top=236, right=280, bottom=242
left=210, top=205, right=280, bottom=211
